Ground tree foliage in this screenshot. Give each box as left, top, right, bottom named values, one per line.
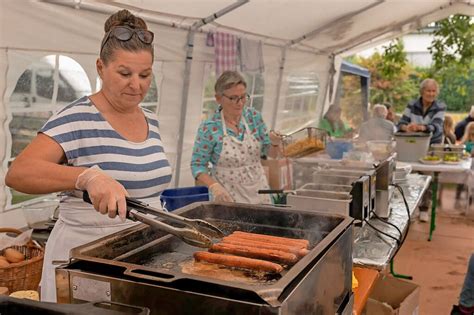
left=428, top=15, right=474, bottom=74
left=347, top=15, right=474, bottom=113
left=350, top=39, right=419, bottom=112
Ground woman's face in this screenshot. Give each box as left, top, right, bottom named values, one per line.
left=98, top=49, right=153, bottom=111
left=216, top=84, right=247, bottom=117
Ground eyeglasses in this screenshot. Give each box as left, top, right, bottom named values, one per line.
left=222, top=94, right=250, bottom=104
left=100, top=26, right=154, bottom=53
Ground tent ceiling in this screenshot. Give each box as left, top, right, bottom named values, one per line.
left=53, top=0, right=474, bottom=54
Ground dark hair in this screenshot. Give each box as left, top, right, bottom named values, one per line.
left=100, top=9, right=154, bottom=63
left=324, top=104, right=343, bottom=131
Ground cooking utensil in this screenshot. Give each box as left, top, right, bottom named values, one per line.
left=82, top=192, right=225, bottom=248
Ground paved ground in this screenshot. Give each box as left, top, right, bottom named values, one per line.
left=392, top=186, right=474, bottom=315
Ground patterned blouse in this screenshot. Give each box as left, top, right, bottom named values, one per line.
left=191, top=106, right=271, bottom=178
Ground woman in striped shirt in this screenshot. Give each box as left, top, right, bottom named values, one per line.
left=5, top=10, right=172, bottom=302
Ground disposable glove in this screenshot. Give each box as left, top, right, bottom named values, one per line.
left=75, top=165, right=128, bottom=220
left=209, top=182, right=234, bottom=202
left=269, top=130, right=283, bottom=146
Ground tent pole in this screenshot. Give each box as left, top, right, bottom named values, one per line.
left=288, top=0, right=385, bottom=47
left=173, top=0, right=249, bottom=187
left=270, top=47, right=287, bottom=130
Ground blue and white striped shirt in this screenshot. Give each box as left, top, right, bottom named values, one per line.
left=398, top=97, right=446, bottom=144
left=40, top=96, right=172, bottom=199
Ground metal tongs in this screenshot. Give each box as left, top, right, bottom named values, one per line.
left=83, top=192, right=225, bottom=248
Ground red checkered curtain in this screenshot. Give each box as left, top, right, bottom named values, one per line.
left=214, top=32, right=238, bottom=77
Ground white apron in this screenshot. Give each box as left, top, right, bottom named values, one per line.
left=40, top=196, right=161, bottom=302
left=212, top=111, right=271, bottom=204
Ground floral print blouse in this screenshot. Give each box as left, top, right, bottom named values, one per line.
left=191, top=106, right=271, bottom=178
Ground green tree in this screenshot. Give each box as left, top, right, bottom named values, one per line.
left=427, top=15, right=474, bottom=111
left=351, top=39, right=419, bottom=112
left=428, top=15, right=474, bottom=74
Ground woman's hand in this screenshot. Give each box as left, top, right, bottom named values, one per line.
left=209, top=182, right=234, bottom=202
left=75, top=166, right=128, bottom=220
left=407, top=123, right=426, bottom=132
left=269, top=130, right=283, bottom=146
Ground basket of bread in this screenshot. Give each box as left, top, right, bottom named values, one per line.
left=0, top=228, right=44, bottom=293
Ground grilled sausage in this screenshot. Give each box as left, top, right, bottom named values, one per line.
left=210, top=243, right=298, bottom=265
left=193, top=251, right=283, bottom=273
left=230, top=231, right=309, bottom=248
left=221, top=237, right=309, bottom=258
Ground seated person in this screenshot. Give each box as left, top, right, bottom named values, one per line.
left=318, top=104, right=352, bottom=138
left=358, top=104, right=395, bottom=141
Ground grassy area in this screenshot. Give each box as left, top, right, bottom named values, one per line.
left=446, top=112, right=468, bottom=125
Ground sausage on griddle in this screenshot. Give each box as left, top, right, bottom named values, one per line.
left=221, top=237, right=309, bottom=258
left=210, top=243, right=298, bottom=265
left=230, top=231, right=309, bottom=248
left=193, top=251, right=283, bottom=273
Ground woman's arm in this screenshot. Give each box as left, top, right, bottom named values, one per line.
left=6, top=133, right=85, bottom=194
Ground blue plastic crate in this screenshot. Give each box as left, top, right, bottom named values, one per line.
left=160, top=186, right=209, bottom=211
left=326, top=140, right=353, bottom=159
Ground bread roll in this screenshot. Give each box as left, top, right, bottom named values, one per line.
left=9, top=290, right=39, bottom=300
left=4, top=248, right=25, bottom=263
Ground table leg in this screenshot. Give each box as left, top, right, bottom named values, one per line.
left=390, top=259, right=413, bottom=280
left=428, top=172, right=439, bottom=241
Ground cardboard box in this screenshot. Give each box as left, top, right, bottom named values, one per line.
left=261, top=158, right=293, bottom=190
left=364, top=275, right=420, bottom=315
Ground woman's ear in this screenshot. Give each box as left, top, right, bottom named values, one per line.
left=96, top=58, right=104, bottom=79
left=215, top=94, right=222, bottom=105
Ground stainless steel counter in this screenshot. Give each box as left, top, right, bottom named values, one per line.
left=353, top=173, right=431, bottom=269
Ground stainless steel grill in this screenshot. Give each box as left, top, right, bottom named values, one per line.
left=56, top=202, right=353, bottom=315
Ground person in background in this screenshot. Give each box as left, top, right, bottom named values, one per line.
left=461, top=122, right=474, bottom=155
left=444, top=115, right=457, bottom=145
left=384, top=103, right=400, bottom=125
left=398, top=78, right=446, bottom=222
left=439, top=115, right=459, bottom=207
left=451, top=254, right=474, bottom=315
left=358, top=104, right=395, bottom=141
left=455, top=105, right=474, bottom=141
left=5, top=10, right=172, bottom=302
left=318, top=104, right=353, bottom=138
left=190, top=70, right=282, bottom=204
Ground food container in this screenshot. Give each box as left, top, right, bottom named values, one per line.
left=160, top=186, right=209, bottom=211
left=325, top=139, right=353, bottom=159
left=430, top=144, right=465, bottom=160
left=367, top=140, right=396, bottom=161
left=394, top=132, right=431, bottom=162
left=282, top=127, right=327, bottom=158
left=21, top=198, right=59, bottom=230
left=394, top=162, right=412, bottom=182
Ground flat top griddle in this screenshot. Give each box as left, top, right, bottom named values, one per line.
left=68, top=202, right=352, bottom=306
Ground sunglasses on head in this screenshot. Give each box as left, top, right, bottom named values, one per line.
left=100, top=26, right=154, bottom=53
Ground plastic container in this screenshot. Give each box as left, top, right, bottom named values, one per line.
left=21, top=198, right=59, bottom=229
left=282, top=127, right=327, bottom=158
left=160, top=186, right=209, bottom=211
left=394, top=132, right=431, bottom=162
left=366, top=140, right=395, bottom=161
left=325, top=140, right=353, bottom=159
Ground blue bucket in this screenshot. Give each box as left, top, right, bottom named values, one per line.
left=325, top=140, right=353, bottom=159
left=160, top=186, right=209, bottom=211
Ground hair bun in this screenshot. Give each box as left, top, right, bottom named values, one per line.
left=104, top=9, right=147, bottom=32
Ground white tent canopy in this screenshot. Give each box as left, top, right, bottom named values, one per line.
left=1, top=0, right=473, bottom=227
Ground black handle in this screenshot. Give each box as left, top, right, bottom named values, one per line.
left=82, top=190, right=92, bottom=204
left=258, top=189, right=284, bottom=194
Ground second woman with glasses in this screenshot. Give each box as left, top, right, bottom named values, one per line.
left=6, top=9, right=172, bottom=301
left=191, top=71, right=282, bottom=204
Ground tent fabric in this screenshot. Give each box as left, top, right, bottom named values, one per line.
left=0, top=0, right=473, bottom=228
